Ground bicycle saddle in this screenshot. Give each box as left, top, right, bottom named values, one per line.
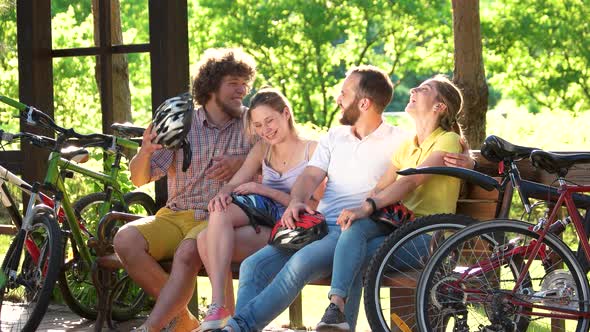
left=111, top=123, right=145, bottom=138
left=480, top=135, right=536, bottom=162
left=531, top=150, right=590, bottom=177
left=60, top=145, right=90, bottom=163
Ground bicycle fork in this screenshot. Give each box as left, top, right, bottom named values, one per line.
left=2, top=183, right=56, bottom=288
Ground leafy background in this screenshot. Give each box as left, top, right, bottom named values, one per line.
left=1, top=1, right=589, bottom=330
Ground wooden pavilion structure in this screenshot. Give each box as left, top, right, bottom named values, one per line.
left=2, top=0, right=188, bottom=206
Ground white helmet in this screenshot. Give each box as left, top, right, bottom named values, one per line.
left=152, top=93, right=193, bottom=171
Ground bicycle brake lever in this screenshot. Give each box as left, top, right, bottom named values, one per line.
left=0, top=130, right=14, bottom=142
left=23, top=107, right=37, bottom=126
left=108, top=136, right=119, bottom=154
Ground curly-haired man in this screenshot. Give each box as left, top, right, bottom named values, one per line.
left=114, top=48, right=258, bottom=332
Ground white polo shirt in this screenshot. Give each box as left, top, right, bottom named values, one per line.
left=308, top=122, right=410, bottom=225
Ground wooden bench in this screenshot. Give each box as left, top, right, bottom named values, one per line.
left=89, top=150, right=588, bottom=331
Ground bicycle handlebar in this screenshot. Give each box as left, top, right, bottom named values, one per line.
left=0, top=95, right=138, bottom=151
left=0, top=130, right=57, bottom=150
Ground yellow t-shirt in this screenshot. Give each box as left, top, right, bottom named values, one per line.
left=391, top=127, right=462, bottom=217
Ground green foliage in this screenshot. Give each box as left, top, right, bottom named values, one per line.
left=0, top=3, right=18, bottom=133
left=487, top=99, right=590, bottom=150
left=189, top=0, right=454, bottom=127
left=483, top=0, right=590, bottom=113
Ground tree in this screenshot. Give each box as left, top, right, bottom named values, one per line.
left=190, top=0, right=454, bottom=127
left=452, top=0, right=488, bottom=147
left=92, top=0, right=132, bottom=124
left=483, top=0, right=590, bottom=113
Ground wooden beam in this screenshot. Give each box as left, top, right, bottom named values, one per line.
left=98, top=0, right=114, bottom=135
left=0, top=151, right=23, bottom=174
left=149, top=0, right=189, bottom=208
left=16, top=0, right=53, bottom=188
left=51, top=43, right=150, bottom=58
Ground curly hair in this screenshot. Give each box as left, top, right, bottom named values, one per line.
left=191, top=48, right=257, bottom=106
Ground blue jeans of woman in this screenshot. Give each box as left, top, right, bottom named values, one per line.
left=329, top=217, right=428, bottom=302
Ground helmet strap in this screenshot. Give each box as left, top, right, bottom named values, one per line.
left=181, top=138, right=192, bottom=172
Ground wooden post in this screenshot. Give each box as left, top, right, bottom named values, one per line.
left=289, top=293, right=305, bottom=330
left=16, top=0, right=53, bottom=193
left=148, top=0, right=189, bottom=209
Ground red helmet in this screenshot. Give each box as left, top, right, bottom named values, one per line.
left=371, top=202, right=415, bottom=228
left=270, top=211, right=328, bottom=250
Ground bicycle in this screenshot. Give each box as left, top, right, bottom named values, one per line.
left=414, top=149, right=590, bottom=331
left=0, top=95, right=156, bottom=330
left=362, top=135, right=582, bottom=332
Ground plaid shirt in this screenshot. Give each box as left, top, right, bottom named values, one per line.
left=150, top=106, right=250, bottom=220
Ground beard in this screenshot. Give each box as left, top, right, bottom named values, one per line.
left=339, top=100, right=361, bottom=126
left=215, top=95, right=243, bottom=119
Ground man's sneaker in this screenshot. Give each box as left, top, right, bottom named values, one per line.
left=199, top=303, right=231, bottom=332
left=316, top=303, right=350, bottom=331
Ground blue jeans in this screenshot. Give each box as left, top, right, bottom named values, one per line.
left=330, top=217, right=430, bottom=301
left=227, top=226, right=365, bottom=332
left=329, top=218, right=391, bottom=301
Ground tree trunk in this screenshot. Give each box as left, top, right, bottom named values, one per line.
left=452, top=0, right=488, bottom=148
left=92, top=0, right=132, bottom=124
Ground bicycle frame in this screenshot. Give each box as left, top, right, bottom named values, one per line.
left=1, top=95, right=139, bottom=269
left=449, top=181, right=590, bottom=321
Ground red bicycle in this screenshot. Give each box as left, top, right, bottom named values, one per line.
left=415, top=149, right=590, bottom=331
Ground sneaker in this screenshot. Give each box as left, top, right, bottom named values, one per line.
left=316, top=303, right=350, bottom=331
left=199, top=303, right=231, bottom=332
left=133, top=324, right=151, bottom=332
left=167, top=311, right=200, bottom=332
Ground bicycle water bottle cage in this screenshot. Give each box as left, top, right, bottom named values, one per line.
left=480, top=135, right=536, bottom=163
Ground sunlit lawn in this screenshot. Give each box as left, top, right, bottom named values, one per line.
left=195, top=277, right=372, bottom=332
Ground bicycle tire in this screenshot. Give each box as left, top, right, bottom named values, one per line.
left=363, top=214, right=478, bottom=332
left=58, top=191, right=156, bottom=321
left=0, top=212, right=63, bottom=332
left=416, top=219, right=590, bottom=332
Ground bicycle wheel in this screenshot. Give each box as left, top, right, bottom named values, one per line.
left=58, top=191, right=156, bottom=321
left=416, top=219, right=590, bottom=332
left=0, top=212, right=63, bottom=332
left=363, top=214, right=478, bottom=332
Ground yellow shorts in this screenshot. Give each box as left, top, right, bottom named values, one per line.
left=128, top=208, right=207, bottom=261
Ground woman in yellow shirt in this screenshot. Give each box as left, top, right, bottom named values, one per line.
left=317, top=75, right=464, bottom=331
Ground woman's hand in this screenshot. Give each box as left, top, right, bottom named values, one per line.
left=337, top=204, right=372, bottom=231
left=208, top=192, right=233, bottom=212
left=233, top=182, right=264, bottom=196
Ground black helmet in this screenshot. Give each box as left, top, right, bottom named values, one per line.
left=152, top=93, right=193, bottom=171
left=270, top=211, right=328, bottom=250
left=370, top=202, right=415, bottom=228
